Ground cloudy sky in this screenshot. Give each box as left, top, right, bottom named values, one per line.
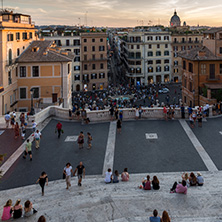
left=4, top=0, right=222, bottom=27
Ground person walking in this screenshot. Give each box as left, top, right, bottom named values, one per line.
left=34, top=130, right=42, bottom=149
left=32, top=120, right=37, bottom=132
left=87, top=132, right=92, bottom=149
left=63, top=163, right=74, bottom=189
left=77, top=131, right=84, bottom=149
left=23, top=139, right=32, bottom=161
left=56, top=122, right=63, bottom=138
left=21, top=123, right=26, bottom=140
left=10, top=112, right=15, bottom=129
left=73, top=161, right=85, bottom=186
left=36, top=172, right=48, bottom=196
left=14, top=122, right=20, bottom=139
left=181, top=104, right=185, bottom=119
left=117, top=119, right=122, bottom=134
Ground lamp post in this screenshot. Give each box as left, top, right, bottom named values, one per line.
left=30, top=88, right=35, bottom=115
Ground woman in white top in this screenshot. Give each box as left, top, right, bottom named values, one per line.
left=104, top=168, right=112, bottom=183
left=135, top=108, right=139, bottom=120
left=64, top=163, right=74, bottom=189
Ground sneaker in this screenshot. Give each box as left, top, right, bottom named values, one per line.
left=33, top=208, right=38, bottom=214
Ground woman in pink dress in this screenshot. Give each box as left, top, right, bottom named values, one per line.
left=1, top=199, right=12, bottom=221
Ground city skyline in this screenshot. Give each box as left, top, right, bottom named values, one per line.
left=3, top=0, right=222, bottom=27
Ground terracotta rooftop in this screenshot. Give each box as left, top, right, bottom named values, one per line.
left=16, top=41, right=74, bottom=63
left=203, top=27, right=222, bottom=34
left=178, top=46, right=222, bottom=61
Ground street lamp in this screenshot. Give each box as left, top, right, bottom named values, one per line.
left=30, top=88, right=35, bottom=115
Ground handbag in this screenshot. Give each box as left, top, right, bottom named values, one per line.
left=63, top=172, right=66, bottom=179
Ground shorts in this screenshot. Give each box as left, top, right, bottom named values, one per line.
left=24, top=151, right=32, bottom=155
left=78, top=174, right=83, bottom=179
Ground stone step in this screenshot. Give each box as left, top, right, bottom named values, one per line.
left=0, top=171, right=222, bottom=221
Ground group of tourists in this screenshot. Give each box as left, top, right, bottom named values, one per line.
left=104, top=168, right=129, bottom=183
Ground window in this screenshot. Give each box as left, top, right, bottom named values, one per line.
left=174, top=52, right=177, bottom=57
left=220, top=64, right=222, bottom=74
left=20, top=88, right=26, bottom=99
left=17, top=48, right=20, bottom=57
left=184, top=78, right=187, bottom=88
left=20, top=66, right=26, bottom=77
left=7, top=34, right=13, bottom=41
left=100, top=38, right=103, bottom=42
left=99, top=46, right=105, bottom=51
left=29, top=32, right=33, bottom=39
left=220, top=47, right=222, bottom=54
left=91, top=73, right=97, bottom=79
left=22, top=32, right=28, bottom=40
left=66, top=40, right=70, bottom=46
left=84, top=38, right=87, bottom=42
left=31, top=88, right=39, bottom=99
left=136, top=61, right=141, bottom=65
left=183, top=60, right=186, bottom=70
left=75, top=75, right=80, bottom=81
left=92, top=64, right=96, bottom=70
left=156, top=51, right=161, bottom=56
left=68, top=64, right=70, bottom=73
left=164, top=36, right=169, bottom=40
left=164, top=59, right=169, bottom=64
left=92, top=54, right=95, bottom=60
left=148, top=44, right=152, bottom=49
left=174, top=68, right=178, bottom=73
left=92, top=46, right=95, bottom=51
left=16, top=67, right=18, bottom=77
left=147, top=36, right=153, bottom=41
left=131, top=45, right=134, bottom=49
left=32, top=66, right=39, bottom=77
left=137, top=45, right=140, bottom=49
left=83, top=74, right=89, bottom=81
left=164, top=65, right=169, bottom=72
left=8, top=71, right=12, bottom=85
left=209, top=64, right=215, bottom=79
left=84, top=64, right=87, bottom=70
left=148, top=66, right=153, bottom=72
left=136, top=52, right=141, bottom=59
left=8, top=49, right=12, bottom=65
left=84, top=46, right=87, bottom=52
left=74, top=66, right=80, bottom=71
left=84, top=55, right=87, bottom=61
left=188, top=63, right=193, bottom=73
left=188, top=38, right=192, bottom=43
left=156, top=66, right=161, bottom=72
left=74, top=40, right=80, bottom=46
left=92, top=38, right=95, bottom=42
left=148, top=51, right=153, bottom=57
left=174, top=38, right=177, bottom=43
left=201, top=64, right=206, bottom=74
left=156, top=60, right=161, bottom=64
left=16, top=32, right=20, bottom=40
left=156, top=36, right=161, bottom=41
left=100, top=63, right=104, bottom=69
left=164, top=51, right=169, bottom=56
left=157, top=44, right=160, bottom=49
left=174, top=60, right=178, bottom=66
left=99, top=73, right=105, bottom=78
left=182, top=38, right=185, bottom=43
left=173, top=46, right=178, bottom=51
left=181, top=46, right=186, bottom=51
left=165, top=44, right=168, bottom=48
left=74, top=56, right=80, bottom=62
left=148, top=60, right=153, bottom=64
left=189, top=82, right=192, bottom=92
left=100, top=54, right=104, bottom=59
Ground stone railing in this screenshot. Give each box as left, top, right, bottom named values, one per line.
left=28, top=106, right=211, bottom=125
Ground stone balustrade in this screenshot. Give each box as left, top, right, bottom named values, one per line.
left=28, top=105, right=212, bottom=125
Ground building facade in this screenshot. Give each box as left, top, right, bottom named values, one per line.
left=0, top=10, right=37, bottom=115
left=16, top=41, right=73, bottom=111
left=80, top=33, right=108, bottom=91
left=180, top=28, right=222, bottom=106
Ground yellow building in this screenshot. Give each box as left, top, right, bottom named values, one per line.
left=0, top=10, right=37, bottom=115
left=16, top=41, right=73, bottom=112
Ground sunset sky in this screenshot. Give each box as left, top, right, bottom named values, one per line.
left=4, top=0, right=222, bottom=27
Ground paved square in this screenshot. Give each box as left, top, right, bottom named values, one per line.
left=114, top=120, right=207, bottom=173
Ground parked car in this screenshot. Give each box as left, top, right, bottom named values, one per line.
left=158, top=88, right=170, bottom=94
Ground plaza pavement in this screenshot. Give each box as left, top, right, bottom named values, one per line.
left=0, top=116, right=222, bottom=221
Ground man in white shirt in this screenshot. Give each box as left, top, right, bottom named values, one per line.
left=63, top=163, right=74, bottom=189
left=34, top=130, right=42, bottom=149
left=4, top=112, right=10, bottom=128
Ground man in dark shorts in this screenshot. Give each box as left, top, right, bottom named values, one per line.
left=73, top=161, right=85, bottom=186
left=23, top=139, right=32, bottom=161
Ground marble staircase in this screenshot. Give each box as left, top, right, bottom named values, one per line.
left=0, top=171, right=222, bottom=221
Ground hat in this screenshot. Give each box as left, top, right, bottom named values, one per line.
left=197, top=172, right=202, bottom=176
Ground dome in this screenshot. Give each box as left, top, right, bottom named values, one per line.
left=170, top=10, right=181, bottom=27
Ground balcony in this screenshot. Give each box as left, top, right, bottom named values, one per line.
left=126, top=72, right=144, bottom=78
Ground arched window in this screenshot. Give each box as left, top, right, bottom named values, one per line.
left=148, top=66, right=153, bottom=73
left=164, top=65, right=169, bottom=72
left=156, top=66, right=161, bottom=72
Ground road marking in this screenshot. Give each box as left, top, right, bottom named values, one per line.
left=65, top=136, right=78, bottom=142
left=179, top=119, right=218, bottom=172
left=219, top=131, right=222, bottom=135
left=0, top=130, right=5, bottom=136
left=102, top=121, right=117, bottom=175
left=0, top=118, right=51, bottom=177
left=145, top=133, right=158, bottom=139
